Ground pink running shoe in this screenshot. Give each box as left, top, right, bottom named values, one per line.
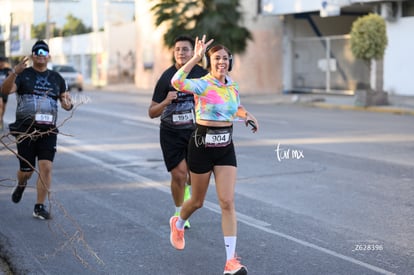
left=223, top=257, right=247, bottom=275
left=169, top=216, right=185, bottom=250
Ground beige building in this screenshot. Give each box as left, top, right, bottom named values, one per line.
left=134, top=0, right=284, bottom=95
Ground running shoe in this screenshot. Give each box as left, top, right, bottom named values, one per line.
left=184, top=184, right=191, bottom=202
left=33, top=204, right=50, bottom=220
left=169, top=216, right=185, bottom=250
left=184, top=219, right=191, bottom=229
left=11, top=181, right=27, bottom=203
left=223, top=257, right=248, bottom=275
left=183, top=185, right=191, bottom=229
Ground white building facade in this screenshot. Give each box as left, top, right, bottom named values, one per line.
left=261, top=0, right=414, bottom=96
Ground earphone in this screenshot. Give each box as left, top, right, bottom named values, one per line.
left=202, top=46, right=233, bottom=72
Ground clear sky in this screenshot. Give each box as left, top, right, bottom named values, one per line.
left=33, top=0, right=135, bottom=29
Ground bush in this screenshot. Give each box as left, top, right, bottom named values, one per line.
left=350, top=13, right=388, bottom=61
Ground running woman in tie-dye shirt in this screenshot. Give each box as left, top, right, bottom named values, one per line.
left=169, top=35, right=258, bottom=275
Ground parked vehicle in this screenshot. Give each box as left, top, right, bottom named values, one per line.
left=52, top=65, right=83, bottom=92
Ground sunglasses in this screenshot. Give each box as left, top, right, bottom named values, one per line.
left=33, top=48, right=49, bottom=57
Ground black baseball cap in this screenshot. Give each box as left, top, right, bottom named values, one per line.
left=32, top=40, right=49, bottom=53
left=0, top=56, right=8, bottom=62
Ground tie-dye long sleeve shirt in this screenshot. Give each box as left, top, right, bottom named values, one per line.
left=171, top=69, right=241, bottom=122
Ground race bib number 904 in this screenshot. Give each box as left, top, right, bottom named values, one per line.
left=205, top=128, right=232, bottom=147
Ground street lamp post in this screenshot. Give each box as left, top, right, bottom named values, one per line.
left=9, top=12, right=13, bottom=60
left=45, top=0, right=50, bottom=40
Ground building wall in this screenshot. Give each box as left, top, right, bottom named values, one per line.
left=281, top=14, right=361, bottom=92
left=278, top=3, right=414, bottom=96
left=133, top=0, right=283, bottom=95
left=237, top=0, right=283, bottom=94
left=46, top=23, right=136, bottom=87
left=0, top=0, right=33, bottom=56
left=384, top=16, right=414, bottom=95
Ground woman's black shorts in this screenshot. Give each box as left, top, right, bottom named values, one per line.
left=187, top=124, right=237, bottom=174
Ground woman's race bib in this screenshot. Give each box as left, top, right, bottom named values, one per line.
left=205, top=128, right=232, bottom=147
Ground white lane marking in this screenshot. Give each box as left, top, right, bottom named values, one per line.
left=59, top=137, right=396, bottom=275
left=79, top=106, right=159, bottom=129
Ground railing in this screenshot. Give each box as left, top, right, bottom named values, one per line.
left=292, top=35, right=369, bottom=95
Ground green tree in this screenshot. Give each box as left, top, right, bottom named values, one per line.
left=32, top=23, right=47, bottom=39
left=31, top=23, right=61, bottom=39
left=350, top=13, right=388, bottom=106
left=32, top=14, right=91, bottom=39
left=350, top=13, right=387, bottom=61
left=61, top=14, right=92, bottom=37
left=150, top=0, right=252, bottom=53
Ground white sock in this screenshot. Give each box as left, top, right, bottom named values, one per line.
left=175, top=206, right=182, bottom=214
left=176, top=217, right=186, bottom=230
left=224, top=236, right=237, bottom=260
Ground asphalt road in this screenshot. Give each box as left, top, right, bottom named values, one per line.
left=0, top=90, right=413, bottom=275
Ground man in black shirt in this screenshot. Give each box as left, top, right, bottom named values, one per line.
left=1, top=40, right=73, bottom=220
left=148, top=35, right=207, bottom=229
left=0, top=56, right=12, bottom=130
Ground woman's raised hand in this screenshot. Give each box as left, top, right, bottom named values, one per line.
left=195, top=35, right=214, bottom=59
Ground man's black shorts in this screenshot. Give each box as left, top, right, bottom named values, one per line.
left=160, top=127, right=193, bottom=171
left=16, top=132, right=57, bottom=171
left=187, top=124, right=237, bottom=174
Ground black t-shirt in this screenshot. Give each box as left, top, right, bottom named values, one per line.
left=152, top=64, right=207, bottom=130
left=11, top=67, right=66, bottom=132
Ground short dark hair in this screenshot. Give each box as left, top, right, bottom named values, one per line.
left=174, top=35, right=195, bottom=49
left=0, top=56, right=8, bottom=62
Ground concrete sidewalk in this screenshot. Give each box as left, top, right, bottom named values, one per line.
left=91, top=83, right=414, bottom=116
left=242, top=92, right=414, bottom=116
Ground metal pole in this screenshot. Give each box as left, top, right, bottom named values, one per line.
left=45, top=0, right=50, bottom=40
left=9, top=12, right=13, bottom=60
left=92, top=0, right=98, bottom=33
left=326, top=37, right=331, bottom=93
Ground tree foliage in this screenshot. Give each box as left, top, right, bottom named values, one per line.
left=350, top=13, right=388, bottom=61
left=31, top=22, right=60, bottom=39
left=61, top=14, right=92, bottom=37
left=31, top=14, right=92, bottom=39
left=150, top=0, right=252, bottom=54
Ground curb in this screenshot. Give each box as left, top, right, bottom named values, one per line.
left=84, top=87, right=414, bottom=116
left=304, top=102, right=414, bottom=116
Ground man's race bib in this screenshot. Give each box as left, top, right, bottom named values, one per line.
left=35, top=113, right=54, bottom=125
left=205, top=128, right=232, bottom=147
left=172, top=110, right=194, bottom=125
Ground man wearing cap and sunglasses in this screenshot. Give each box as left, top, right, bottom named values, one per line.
left=1, top=40, right=73, bottom=220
